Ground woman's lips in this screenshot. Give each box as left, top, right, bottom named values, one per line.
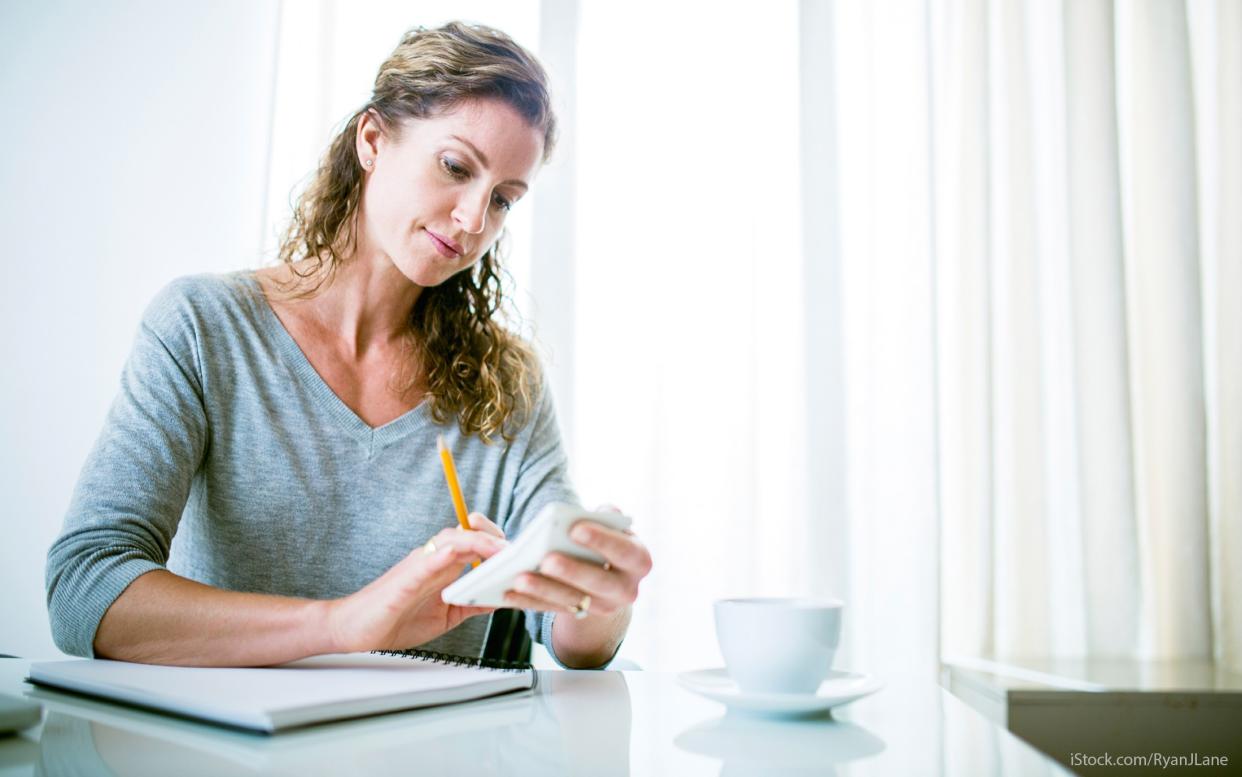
left=425, top=229, right=463, bottom=258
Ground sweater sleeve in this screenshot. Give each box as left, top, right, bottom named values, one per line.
left=45, top=281, right=209, bottom=657
left=507, top=378, right=578, bottom=530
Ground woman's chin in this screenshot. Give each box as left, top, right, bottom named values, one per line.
left=395, top=258, right=457, bottom=288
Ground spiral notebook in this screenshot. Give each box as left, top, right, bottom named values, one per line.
left=27, top=649, right=535, bottom=733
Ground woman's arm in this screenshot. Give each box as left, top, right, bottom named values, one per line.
left=95, top=523, right=505, bottom=666
left=47, top=280, right=212, bottom=657
left=94, top=570, right=333, bottom=666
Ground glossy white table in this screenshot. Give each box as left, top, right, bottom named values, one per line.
left=0, top=659, right=1072, bottom=775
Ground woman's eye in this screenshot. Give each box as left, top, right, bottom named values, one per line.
left=441, top=155, right=511, bottom=212
left=440, top=157, right=468, bottom=180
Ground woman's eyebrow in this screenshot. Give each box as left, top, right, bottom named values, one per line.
left=448, top=134, right=529, bottom=191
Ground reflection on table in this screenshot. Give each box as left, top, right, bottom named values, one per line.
left=676, top=712, right=886, bottom=777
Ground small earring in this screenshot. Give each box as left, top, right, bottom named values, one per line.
left=364, top=159, right=373, bottom=167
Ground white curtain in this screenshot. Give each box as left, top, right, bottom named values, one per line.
left=1209, top=0, right=1242, bottom=675
left=265, top=0, right=1240, bottom=677
left=932, top=0, right=1240, bottom=669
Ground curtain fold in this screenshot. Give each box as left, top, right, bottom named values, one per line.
left=935, top=0, right=996, bottom=661
left=1204, top=0, right=1241, bottom=673
left=1064, top=0, right=1141, bottom=659
left=1116, top=0, right=1211, bottom=659
left=988, top=0, right=1053, bottom=658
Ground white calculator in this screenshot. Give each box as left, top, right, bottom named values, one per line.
left=441, top=502, right=632, bottom=607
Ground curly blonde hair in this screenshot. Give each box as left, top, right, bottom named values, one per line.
left=275, top=22, right=556, bottom=443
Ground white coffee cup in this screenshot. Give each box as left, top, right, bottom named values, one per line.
left=714, top=597, right=843, bottom=694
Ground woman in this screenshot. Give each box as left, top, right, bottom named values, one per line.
left=45, top=22, right=650, bottom=669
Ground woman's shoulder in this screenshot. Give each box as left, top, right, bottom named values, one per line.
left=143, top=270, right=260, bottom=329
left=135, top=271, right=266, bottom=362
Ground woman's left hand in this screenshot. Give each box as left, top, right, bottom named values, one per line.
left=503, top=508, right=652, bottom=619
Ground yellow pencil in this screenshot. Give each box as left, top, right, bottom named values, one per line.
left=437, top=434, right=480, bottom=568
left=437, top=434, right=471, bottom=530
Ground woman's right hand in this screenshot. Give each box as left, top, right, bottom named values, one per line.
left=325, top=516, right=507, bottom=653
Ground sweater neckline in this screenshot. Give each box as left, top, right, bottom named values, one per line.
left=238, top=271, right=433, bottom=452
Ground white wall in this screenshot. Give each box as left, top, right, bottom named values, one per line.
left=0, top=0, right=279, bottom=658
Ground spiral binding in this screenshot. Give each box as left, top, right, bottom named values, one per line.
left=371, top=648, right=532, bottom=674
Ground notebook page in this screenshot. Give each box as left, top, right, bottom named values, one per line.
left=29, top=652, right=531, bottom=729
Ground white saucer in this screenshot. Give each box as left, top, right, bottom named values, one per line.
left=677, top=668, right=883, bottom=715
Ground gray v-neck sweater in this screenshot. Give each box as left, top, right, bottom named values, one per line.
left=45, top=272, right=578, bottom=662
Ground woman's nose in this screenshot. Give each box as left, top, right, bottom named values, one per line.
left=452, top=190, right=489, bottom=235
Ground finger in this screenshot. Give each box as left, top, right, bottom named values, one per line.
left=400, top=541, right=497, bottom=596
left=538, top=552, right=634, bottom=604
left=467, top=512, right=506, bottom=539
left=502, top=588, right=600, bottom=616
left=569, top=521, right=652, bottom=576
left=397, top=533, right=503, bottom=587
left=427, top=527, right=506, bottom=560
left=502, top=590, right=563, bottom=613
left=511, top=572, right=622, bottom=616
left=394, top=544, right=463, bottom=592
left=513, top=571, right=583, bottom=613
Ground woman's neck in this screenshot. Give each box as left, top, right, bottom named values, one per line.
left=277, top=254, right=422, bottom=361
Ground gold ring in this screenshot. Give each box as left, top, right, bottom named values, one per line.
left=422, top=539, right=438, bottom=556
left=570, top=594, right=591, bottom=620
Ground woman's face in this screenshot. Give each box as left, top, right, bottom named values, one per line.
left=356, top=98, right=544, bottom=287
